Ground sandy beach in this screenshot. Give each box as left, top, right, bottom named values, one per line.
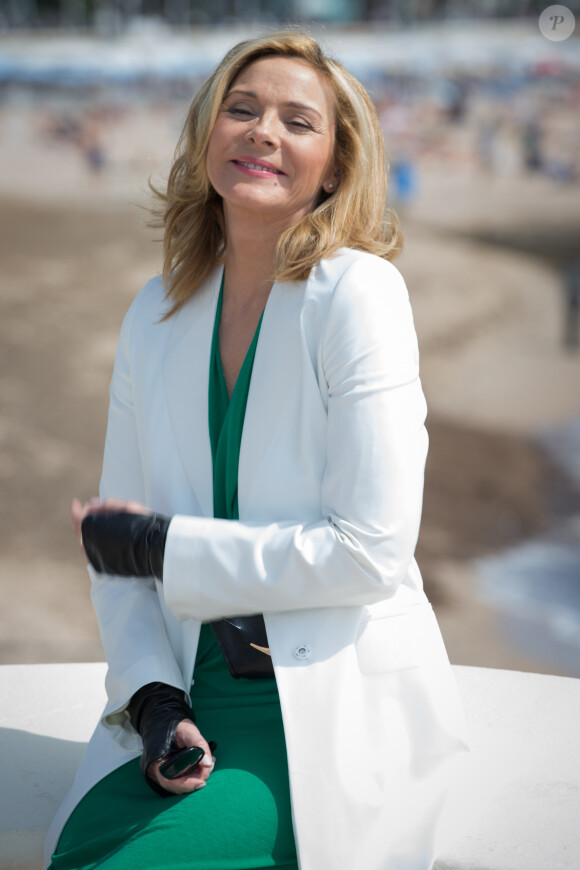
left=1, top=64, right=579, bottom=675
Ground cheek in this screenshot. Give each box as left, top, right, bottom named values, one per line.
left=206, top=129, right=225, bottom=187
left=304, top=142, right=334, bottom=184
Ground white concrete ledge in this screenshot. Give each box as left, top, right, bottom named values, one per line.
left=0, top=663, right=578, bottom=870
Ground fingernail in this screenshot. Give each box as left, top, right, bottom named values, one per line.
left=200, top=754, right=213, bottom=767
left=195, top=781, right=207, bottom=790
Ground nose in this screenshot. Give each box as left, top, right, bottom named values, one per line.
left=245, top=111, right=278, bottom=147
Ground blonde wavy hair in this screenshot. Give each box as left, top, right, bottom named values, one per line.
left=155, top=30, right=402, bottom=315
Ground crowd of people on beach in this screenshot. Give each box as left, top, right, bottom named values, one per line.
left=21, top=61, right=577, bottom=203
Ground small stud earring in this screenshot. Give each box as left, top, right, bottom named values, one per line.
left=327, top=183, right=334, bottom=191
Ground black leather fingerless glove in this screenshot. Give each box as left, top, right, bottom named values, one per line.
left=81, top=511, right=170, bottom=580
left=127, top=681, right=195, bottom=797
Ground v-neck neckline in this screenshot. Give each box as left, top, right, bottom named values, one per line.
left=208, top=274, right=265, bottom=521
left=215, top=274, right=269, bottom=402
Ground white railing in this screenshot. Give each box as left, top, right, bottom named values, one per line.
left=1, top=663, right=578, bottom=870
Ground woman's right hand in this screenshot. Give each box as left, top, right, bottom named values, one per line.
left=148, top=719, right=216, bottom=795
left=127, top=682, right=214, bottom=797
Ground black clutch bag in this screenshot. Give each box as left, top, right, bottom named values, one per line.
left=210, top=615, right=275, bottom=679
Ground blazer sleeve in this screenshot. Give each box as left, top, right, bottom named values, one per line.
left=162, top=256, right=428, bottom=622
left=90, top=292, right=189, bottom=733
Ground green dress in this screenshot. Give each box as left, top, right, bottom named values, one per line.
left=49, top=280, right=298, bottom=870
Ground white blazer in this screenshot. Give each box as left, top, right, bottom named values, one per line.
left=44, top=248, right=467, bottom=870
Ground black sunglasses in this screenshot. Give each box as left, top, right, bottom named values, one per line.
left=159, top=741, right=217, bottom=780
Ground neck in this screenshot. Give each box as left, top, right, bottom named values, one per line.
left=222, top=209, right=285, bottom=304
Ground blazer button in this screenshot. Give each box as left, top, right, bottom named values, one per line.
left=293, top=644, right=311, bottom=661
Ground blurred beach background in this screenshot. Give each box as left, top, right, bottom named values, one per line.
left=0, top=0, right=579, bottom=677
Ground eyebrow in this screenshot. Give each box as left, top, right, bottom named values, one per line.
left=225, top=89, right=323, bottom=120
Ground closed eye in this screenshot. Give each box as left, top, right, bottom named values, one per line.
left=224, top=104, right=316, bottom=136
left=226, top=106, right=254, bottom=118
left=288, top=119, right=313, bottom=131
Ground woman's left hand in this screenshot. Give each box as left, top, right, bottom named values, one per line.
left=71, top=497, right=170, bottom=579
left=71, top=497, right=151, bottom=544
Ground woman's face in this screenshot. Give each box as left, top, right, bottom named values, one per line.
left=206, top=56, right=338, bottom=228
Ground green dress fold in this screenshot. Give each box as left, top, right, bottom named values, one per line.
left=49, top=277, right=298, bottom=870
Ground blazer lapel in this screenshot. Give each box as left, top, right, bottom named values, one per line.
left=163, top=267, right=223, bottom=517
left=239, top=278, right=307, bottom=513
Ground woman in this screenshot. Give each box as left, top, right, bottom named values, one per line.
left=44, top=30, right=467, bottom=870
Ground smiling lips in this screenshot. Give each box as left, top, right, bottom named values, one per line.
left=232, top=157, right=285, bottom=177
